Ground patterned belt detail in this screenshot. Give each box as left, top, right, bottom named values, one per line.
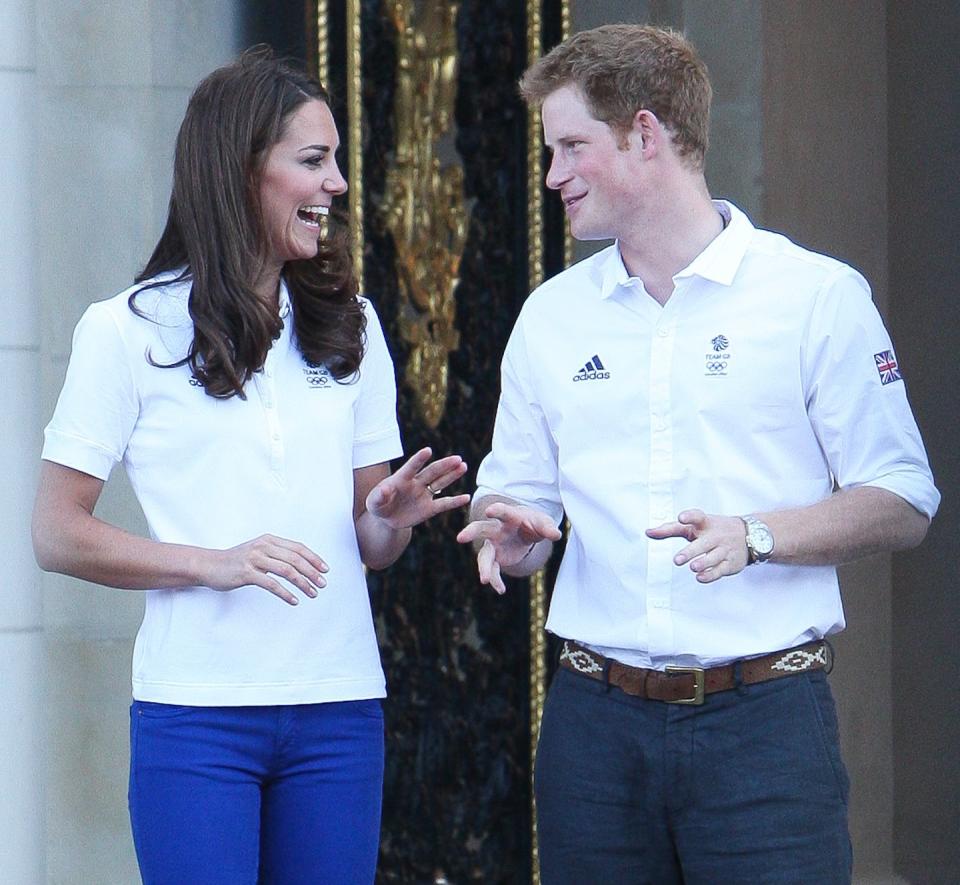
left=559, top=640, right=830, bottom=705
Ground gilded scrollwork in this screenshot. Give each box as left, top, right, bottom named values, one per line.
left=383, top=0, right=468, bottom=429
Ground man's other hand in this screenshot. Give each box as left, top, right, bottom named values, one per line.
left=646, top=509, right=749, bottom=583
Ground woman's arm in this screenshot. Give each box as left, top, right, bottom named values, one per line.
left=353, top=462, right=411, bottom=570
left=32, top=461, right=327, bottom=605
left=354, top=447, right=470, bottom=570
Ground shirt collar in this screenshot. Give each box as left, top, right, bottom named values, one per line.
left=674, top=200, right=753, bottom=286
left=599, top=245, right=635, bottom=300
left=598, top=200, right=754, bottom=299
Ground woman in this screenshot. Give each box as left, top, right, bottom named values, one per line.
left=31, top=47, right=468, bottom=884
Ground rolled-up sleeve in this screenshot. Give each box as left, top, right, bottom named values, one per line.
left=802, top=267, right=940, bottom=519
left=475, top=314, right=564, bottom=524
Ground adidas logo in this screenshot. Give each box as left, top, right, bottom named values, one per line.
left=572, top=354, right=611, bottom=382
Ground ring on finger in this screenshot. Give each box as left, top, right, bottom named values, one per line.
left=425, top=483, right=441, bottom=497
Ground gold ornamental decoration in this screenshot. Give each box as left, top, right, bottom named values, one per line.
left=527, top=8, right=572, bottom=883
left=383, top=0, right=468, bottom=429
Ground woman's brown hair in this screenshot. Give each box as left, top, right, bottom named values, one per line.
left=131, top=46, right=364, bottom=398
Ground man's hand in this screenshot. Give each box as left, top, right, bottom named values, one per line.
left=457, top=501, right=562, bottom=595
left=646, top=509, right=748, bottom=583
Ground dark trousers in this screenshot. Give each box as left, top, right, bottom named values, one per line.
left=128, top=699, right=384, bottom=884
left=535, top=666, right=852, bottom=884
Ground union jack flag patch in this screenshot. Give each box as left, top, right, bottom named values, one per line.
left=874, top=350, right=902, bottom=385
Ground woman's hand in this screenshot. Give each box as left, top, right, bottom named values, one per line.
left=202, top=534, right=330, bottom=605
left=364, top=447, right=470, bottom=530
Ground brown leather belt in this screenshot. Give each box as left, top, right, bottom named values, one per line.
left=558, top=639, right=830, bottom=706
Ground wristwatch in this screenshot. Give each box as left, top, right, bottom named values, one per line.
left=740, top=515, right=774, bottom=564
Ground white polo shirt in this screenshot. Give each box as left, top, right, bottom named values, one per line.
left=43, top=275, right=403, bottom=705
left=476, top=202, right=939, bottom=669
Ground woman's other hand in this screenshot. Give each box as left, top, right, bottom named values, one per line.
left=364, top=447, right=470, bottom=530
left=354, top=448, right=469, bottom=570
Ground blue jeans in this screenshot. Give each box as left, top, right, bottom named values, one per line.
left=128, top=700, right=384, bottom=884
left=535, top=666, right=852, bottom=884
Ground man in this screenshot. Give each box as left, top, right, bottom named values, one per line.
left=457, top=25, right=939, bottom=884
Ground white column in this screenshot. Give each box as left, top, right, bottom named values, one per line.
left=32, top=3, right=243, bottom=880
left=0, top=0, right=45, bottom=882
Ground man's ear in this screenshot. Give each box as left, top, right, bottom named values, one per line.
left=632, top=108, right=662, bottom=157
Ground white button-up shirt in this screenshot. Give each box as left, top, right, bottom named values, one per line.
left=476, top=202, right=939, bottom=669
left=43, top=276, right=403, bottom=705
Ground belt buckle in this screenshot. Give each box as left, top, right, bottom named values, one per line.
left=663, top=665, right=705, bottom=705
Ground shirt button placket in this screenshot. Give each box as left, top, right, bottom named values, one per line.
left=258, top=363, right=285, bottom=476
left=646, top=318, right=676, bottom=656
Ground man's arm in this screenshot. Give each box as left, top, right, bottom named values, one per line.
left=652, top=266, right=938, bottom=584
left=646, top=486, right=929, bottom=584
left=759, top=486, right=928, bottom=564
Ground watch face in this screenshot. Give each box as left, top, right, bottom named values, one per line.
left=743, top=517, right=774, bottom=561
left=752, top=526, right=774, bottom=556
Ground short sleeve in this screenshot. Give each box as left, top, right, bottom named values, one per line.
left=352, top=299, right=403, bottom=468
left=42, top=302, right=140, bottom=480
left=475, top=313, right=563, bottom=524
left=802, top=268, right=939, bottom=518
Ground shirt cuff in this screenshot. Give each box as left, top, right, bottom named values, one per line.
left=353, top=429, right=403, bottom=469
left=860, top=475, right=940, bottom=520
left=41, top=429, right=118, bottom=481
left=474, top=484, right=564, bottom=524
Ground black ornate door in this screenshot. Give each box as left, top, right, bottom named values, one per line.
left=308, top=3, right=570, bottom=880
